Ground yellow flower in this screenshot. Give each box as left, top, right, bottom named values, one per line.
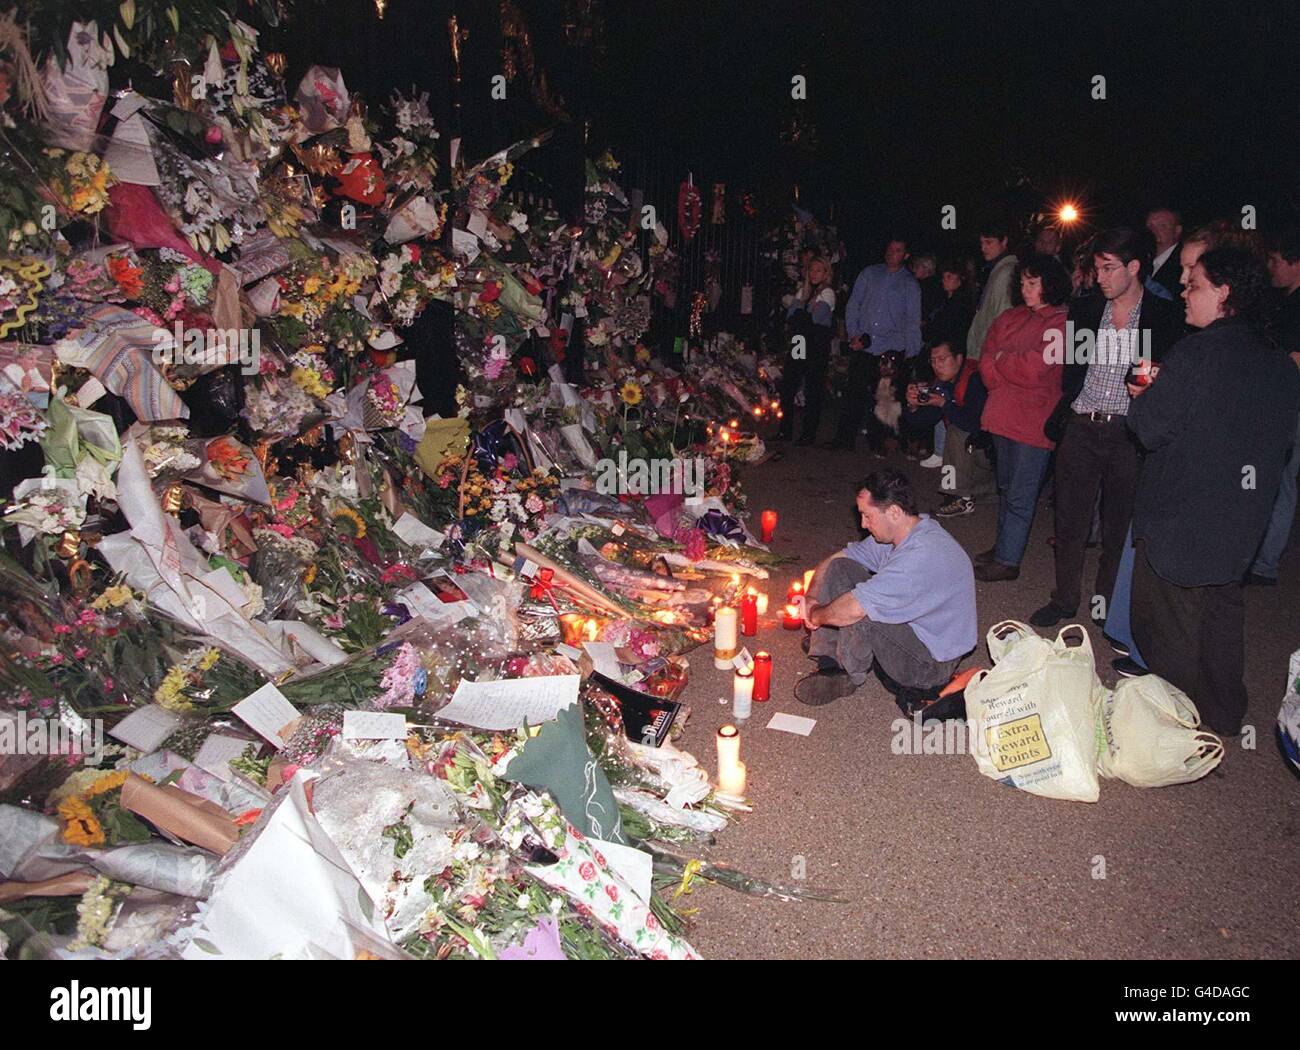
left=86, top=770, right=129, bottom=798
left=58, top=797, right=105, bottom=847
left=303, top=563, right=318, bottom=586
left=198, top=648, right=221, bottom=672
left=619, top=382, right=643, bottom=407
left=498, top=162, right=514, bottom=185
left=154, top=666, right=194, bottom=712
left=92, top=584, right=134, bottom=610
left=280, top=301, right=306, bottom=320
left=303, top=276, right=323, bottom=295
left=291, top=367, right=331, bottom=399
left=331, top=507, right=367, bottom=539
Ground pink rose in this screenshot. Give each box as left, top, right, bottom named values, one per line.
left=578, top=861, right=596, bottom=882
left=605, top=884, right=619, bottom=902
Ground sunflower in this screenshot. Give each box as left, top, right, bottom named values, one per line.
left=619, top=381, right=643, bottom=407
left=331, top=507, right=367, bottom=539
left=58, top=796, right=105, bottom=847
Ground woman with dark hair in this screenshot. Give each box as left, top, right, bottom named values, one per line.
left=1126, top=247, right=1300, bottom=734
left=779, top=256, right=836, bottom=444
left=924, top=258, right=975, bottom=350
left=973, top=254, right=1071, bottom=580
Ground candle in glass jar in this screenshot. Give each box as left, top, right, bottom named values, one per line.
left=750, top=588, right=769, bottom=616
left=788, top=579, right=804, bottom=602
left=753, top=651, right=772, bottom=702
left=716, top=725, right=745, bottom=796
left=760, top=509, right=777, bottom=544
left=714, top=606, right=739, bottom=669
left=733, top=667, right=754, bottom=720
left=780, top=597, right=800, bottom=631
left=740, top=592, right=758, bottom=636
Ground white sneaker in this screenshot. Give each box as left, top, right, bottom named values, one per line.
left=919, top=454, right=943, bottom=469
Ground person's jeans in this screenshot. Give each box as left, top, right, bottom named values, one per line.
left=808, top=557, right=960, bottom=689
left=992, top=435, right=1052, bottom=567
left=833, top=351, right=881, bottom=445
left=1251, top=408, right=1300, bottom=578
left=933, top=420, right=947, bottom=458
left=1102, top=526, right=1148, bottom=668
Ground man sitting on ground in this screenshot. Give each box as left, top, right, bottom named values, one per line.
left=795, top=470, right=978, bottom=707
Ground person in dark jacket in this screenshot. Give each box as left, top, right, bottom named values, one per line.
left=924, top=259, right=975, bottom=353
left=1031, top=229, right=1187, bottom=628
left=1127, top=247, right=1300, bottom=735
left=779, top=256, right=836, bottom=445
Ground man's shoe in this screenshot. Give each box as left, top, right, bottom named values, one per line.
left=794, top=668, right=858, bottom=707
left=1112, top=656, right=1145, bottom=678
left=975, top=547, right=998, bottom=565
left=975, top=561, right=1019, bottom=582
left=1104, top=635, right=1130, bottom=657
left=919, top=454, right=943, bottom=469
left=1245, top=572, right=1277, bottom=586
left=1029, top=602, right=1073, bottom=628
left=936, top=496, right=975, bottom=518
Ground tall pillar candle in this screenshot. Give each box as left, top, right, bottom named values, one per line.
left=713, top=605, right=739, bottom=669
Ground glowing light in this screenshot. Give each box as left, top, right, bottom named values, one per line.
left=1058, top=203, right=1079, bottom=224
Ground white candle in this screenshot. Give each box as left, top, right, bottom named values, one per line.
left=733, top=668, right=754, bottom=721
left=716, top=725, right=745, bottom=795
left=714, top=606, right=738, bottom=669
left=750, top=588, right=769, bottom=616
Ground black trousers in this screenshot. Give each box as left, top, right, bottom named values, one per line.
left=1050, top=414, right=1141, bottom=614
left=778, top=337, right=831, bottom=441
left=1130, top=540, right=1248, bottom=735
left=833, top=351, right=882, bottom=445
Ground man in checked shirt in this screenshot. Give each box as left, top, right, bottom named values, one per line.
left=1031, top=229, right=1184, bottom=629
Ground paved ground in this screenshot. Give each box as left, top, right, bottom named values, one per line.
left=675, top=438, right=1300, bottom=959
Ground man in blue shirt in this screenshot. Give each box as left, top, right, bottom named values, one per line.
left=796, top=470, right=977, bottom=707
left=828, top=239, right=923, bottom=450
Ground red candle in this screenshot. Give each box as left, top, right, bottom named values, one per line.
left=782, top=602, right=802, bottom=630
left=740, top=592, right=758, bottom=636
left=760, top=509, right=777, bottom=544
left=753, top=651, right=772, bottom=701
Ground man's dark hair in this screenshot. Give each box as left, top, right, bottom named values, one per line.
left=1147, top=205, right=1183, bottom=226
left=857, top=469, right=918, bottom=516
left=883, top=235, right=909, bottom=253
left=1197, top=246, right=1270, bottom=320
left=926, top=338, right=961, bottom=358
left=1012, top=253, right=1073, bottom=306
left=978, top=217, right=1012, bottom=242
left=1267, top=225, right=1300, bottom=265
left=1091, top=227, right=1152, bottom=279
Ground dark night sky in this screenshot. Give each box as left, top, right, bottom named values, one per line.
left=277, top=0, right=1299, bottom=249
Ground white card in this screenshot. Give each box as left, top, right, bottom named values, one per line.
left=733, top=648, right=755, bottom=673
left=108, top=704, right=183, bottom=753
left=582, top=641, right=622, bottom=679
left=437, top=675, right=579, bottom=731
left=193, top=734, right=254, bottom=781
left=232, top=683, right=301, bottom=749
left=391, top=512, right=445, bottom=549
left=767, top=712, right=816, bottom=736
left=466, top=210, right=489, bottom=239
left=555, top=643, right=583, bottom=661
left=611, top=523, right=626, bottom=536
left=342, top=711, right=408, bottom=740
left=397, top=582, right=471, bottom=626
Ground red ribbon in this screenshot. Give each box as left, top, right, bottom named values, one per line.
left=529, top=567, right=559, bottom=612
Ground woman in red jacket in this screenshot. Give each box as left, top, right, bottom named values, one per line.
left=975, top=255, right=1072, bottom=581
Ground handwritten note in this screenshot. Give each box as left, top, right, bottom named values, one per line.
left=437, top=675, right=580, bottom=731
left=342, top=711, right=408, bottom=740
left=391, top=513, right=445, bottom=549
left=582, top=642, right=623, bottom=679
left=232, top=683, right=301, bottom=749
left=109, top=704, right=183, bottom=753
left=194, top=734, right=254, bottom=781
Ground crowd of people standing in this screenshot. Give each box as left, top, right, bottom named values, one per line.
left=779, top=211, right=1300, bottom=735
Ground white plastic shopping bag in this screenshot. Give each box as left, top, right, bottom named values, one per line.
left=1097, top=675, right=1223, bottom=787
left=964, top=621, right=1104, bottom=802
